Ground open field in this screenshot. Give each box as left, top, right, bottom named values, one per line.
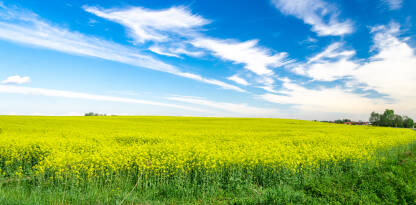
left=0, top=116, right=415, bottom=204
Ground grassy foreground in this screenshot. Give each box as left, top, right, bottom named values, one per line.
left=0, top=116, right=415, bottom=204
left=0, top=144, right=415, bottom=204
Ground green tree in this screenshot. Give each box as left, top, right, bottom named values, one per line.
left=84, top=112, right=105, bottom=116
left=380, top=109, right=395, bottom=127
left=403, top=116, right=414, bottom=128
left=393, top=115, right=403, bottom=127
left=369, top=112, right=381, bottom=126
left=370, top=110, right=414, bottom=128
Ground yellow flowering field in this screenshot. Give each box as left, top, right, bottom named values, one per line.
left=0, top=116, right=415, bottom=179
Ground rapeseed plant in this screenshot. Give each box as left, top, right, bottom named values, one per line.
left=0, top=116, right=414, bottom=180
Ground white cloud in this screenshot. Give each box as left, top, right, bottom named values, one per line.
left=85, top=4, right=289, bottom=92
left=305, top=37, right=317, bottom=43
left=277, top=22, right=416, bottom=118
left=353, top=23, right=416, bottom=113
left=227, top=75, right=249, bottom=86
left=271, top=0, right=353, bottom=36
left=174, top=72, right=245, bottom=92
left=260, top=80, right=387, bottom=117
left=305, top=59, right=358, bottom=81
left=149, top=46, right=180, bottom=57
left=0, top=85, right=208, bottom=113
left=167, top=95, right=280, bottom=117
left=0, top=8, right=178, bottom=73
left=307, top=42, right=355, bottom=63
left=171, top=47, right=204, bottom=57
left=192, top=38, right=289, bottom=76
left=149, top=44, right=204, bottom=58
left=191, top=37, right=291, bottom=93
left=1, top=75, right=31, bottom=84
left=85, top=5, right=208, bottom=59
left=0, top=6, right=244, bottom=92
left=292, top=42, right=359, bottom=81
left=383, top=0, right=403, bottom=10
left=84, top=6, right=209, bottom=43
left=258, top=85, right=278, bottom=93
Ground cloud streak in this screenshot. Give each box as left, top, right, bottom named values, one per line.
left=383, top=0, right=403, bottom=10
left=0, top=6, right=244, bottom=92
left=353, top=23, right=416, bottom=112
left=0, top=85, right=208, bottom=113
left=271, top=0, right=353, bottom=36
left=85, top=5, right=289, bottom=92
left=2, top=75, right=31, bottom=84
left=192, top=38, right=289, bottom=76
left=167, top=95, right=280, bottom=117
left=260, top=79, right=386, bottom=116
left=84, top=6, right=209, bottom=43
left=191, top=38, right=290, bottom=92
left=227, top=75, right=250, bottom=86
left=149, top=44, right=204, bottom=58
left=84, top=5, right=210, bottom=60
left=292, top=42, right=359, bottom=81
left=273, top=22, right=416, bottom=118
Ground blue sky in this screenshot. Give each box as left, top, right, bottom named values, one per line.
left=0, top=0, right=415, bottom=120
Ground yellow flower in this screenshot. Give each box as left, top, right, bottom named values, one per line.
left=0, top=116, right=414, bottom=179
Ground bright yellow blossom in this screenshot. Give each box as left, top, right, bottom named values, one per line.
left=0, top=116, right=414, bottom=179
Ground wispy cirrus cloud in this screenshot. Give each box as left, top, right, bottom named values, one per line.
left=291, top=22, right=416, bottom=105
left=270, top=22, right=416, bottom=118
left=85, top=5, right=290, bottom=92
left=149, top=44, right=204, bottom=58
left=227, top=75, right=250, bottom=86
left=1, top=75, right=31, bottom=84
left=0, top=5, right=244, bottom=92
left=191, top=38, right=289, bottom=76
left=353, top=23, right=416, bottom=111
left=84, top=6, right=209, bottom=43
left=84, top=5, right=209, bottom=59
left=0, top=85, right=208, bottom=113
left=260, top=78, right=386, bottom=116
left=271, top=0, right=353, bottom=36
left=191, top=38, right=290, bottom=92
left=167, top=95, right=280, bottom=117
left=383, top=0, right=403, bottom=10
left=291, top=42, right=359, bottom=81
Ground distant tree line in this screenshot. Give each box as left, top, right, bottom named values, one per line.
left=333, top=119, right=368, bottom=125
left=84, top=112, right=107, bottom=116
left=334, top=119, right=352, bottom=124
left=369, top=109, right=414, bottom=128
